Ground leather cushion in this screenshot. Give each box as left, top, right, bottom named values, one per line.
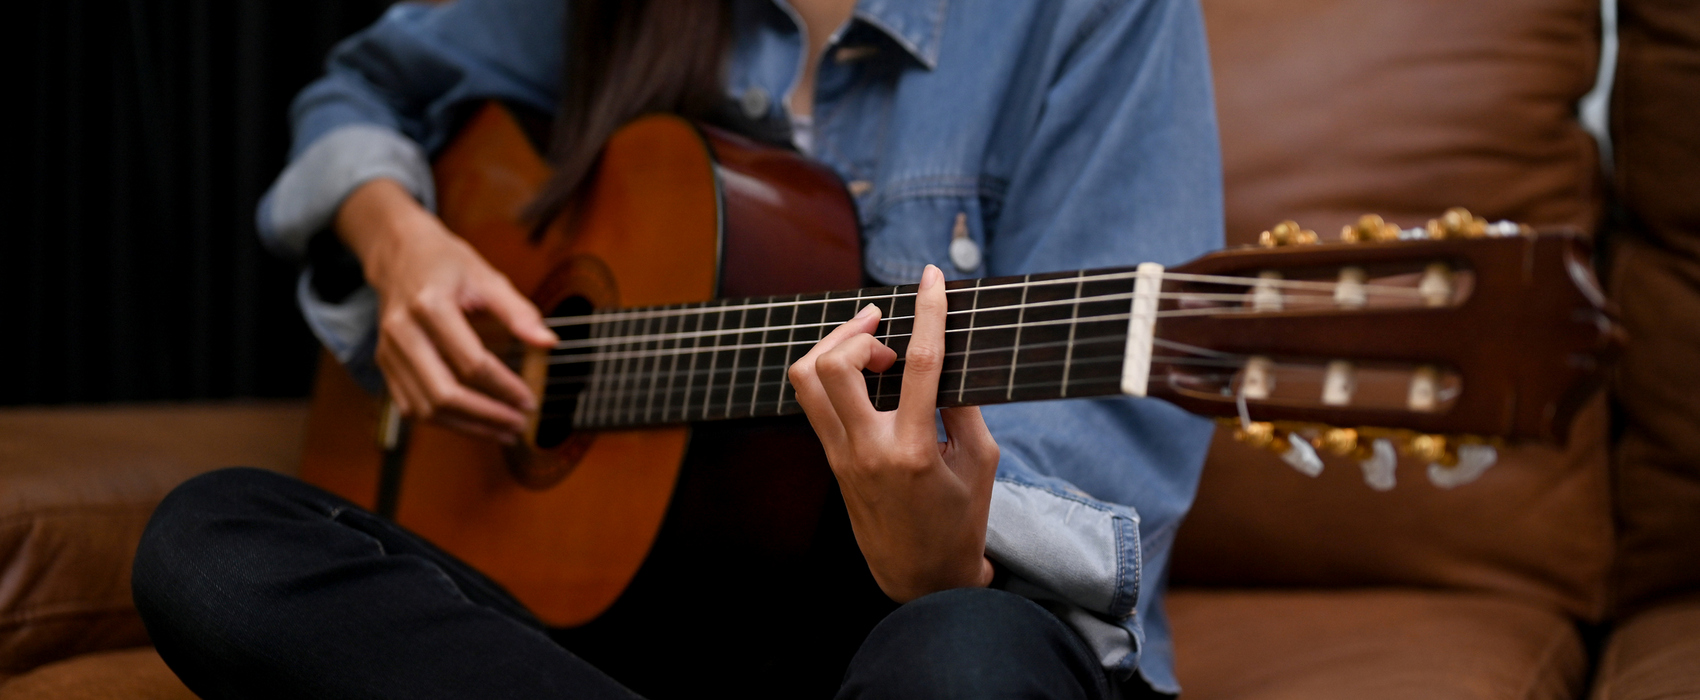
left=0, top=647, right=196, bottom=700
left=0, top=402, right=307, bottom=675
left=1169, top=588, right=1588, bottom=700
left=1613, top=0, right=1700, bottom=257
left=1171, top=398, right=1612, bottom=621
left=1607, top=0, right=1700, bottom=617
left=1179, top=0, right=1615, bottom=621
left=1608, top=237, right=1700, bottom=614
left=1590, top=596, right=1700, bottom=700
left=1203, top=0, right=1604, bottom=244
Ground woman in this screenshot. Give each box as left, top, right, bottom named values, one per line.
left=133, top=0, right=1223, bottom=697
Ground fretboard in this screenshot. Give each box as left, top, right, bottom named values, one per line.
left=544, top=267, right=1146, bottom=430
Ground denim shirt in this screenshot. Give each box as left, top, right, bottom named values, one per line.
left=258, top=0, right=1222, bottom=693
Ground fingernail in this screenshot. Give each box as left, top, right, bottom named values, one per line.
left=856, top=303, right=878, bottom=320
left=920, top=264, right=941, bottom=291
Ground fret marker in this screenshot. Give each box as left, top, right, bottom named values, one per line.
left=1120, top=262, right=1164, bottom=397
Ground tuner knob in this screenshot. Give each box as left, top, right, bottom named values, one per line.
left=1233, top=421, right=1276, bottom=448
left=1402, top=434, right=1454, bottom=465
left=1426, top=207, right=1489, bottom=239
left=1314, top=427, right=1360, bottom=456
left=1341, top=214, right=1401, bottom=243
left=1260, top=220, right=1319, bottom=247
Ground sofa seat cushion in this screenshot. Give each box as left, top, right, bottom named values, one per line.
left=1590, top=597, right=1700, bottom=700
left=0, top=647, right=195, bottom=700
left=0, top=402, right=307, bottom=675
left=1168, top=588, right=1587, bottom=700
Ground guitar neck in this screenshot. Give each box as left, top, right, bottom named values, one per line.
left=551, top=268, right=1146, bottom=430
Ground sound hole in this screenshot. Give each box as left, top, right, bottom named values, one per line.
left=536, top=295, right=595, bottom=449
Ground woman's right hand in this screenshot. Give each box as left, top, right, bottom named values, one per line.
left=335, top=178, right=559, bottom=444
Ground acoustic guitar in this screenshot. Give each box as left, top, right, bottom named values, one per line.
left=299, top=102, right=1614, bottom=630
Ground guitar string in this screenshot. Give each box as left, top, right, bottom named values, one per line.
left=545, top=288, right=1385, bottom=352
left=546, top=375, right=1131, bottom=423
left=556, top=352, right=1394, bottom=424
left=540, top=269, right=1429, bottom=328
left=543, top=303, right=1357, bottom=365
left=540, top=353, right=1280, bottom=400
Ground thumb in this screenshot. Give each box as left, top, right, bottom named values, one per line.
left=940, top=405, right=999, bottom=487
left=482, top=277, right=558, bottom=348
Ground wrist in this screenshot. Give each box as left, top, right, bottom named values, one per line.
left=335, top=178, right=439, bottom=288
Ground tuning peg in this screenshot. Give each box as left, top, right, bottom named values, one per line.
left=1260, top=220, right=1319, bottom=247
left=1359, top=438, right=1398, bottom=491
left=1340, top=214, right=1401, bottom=243
left=1401, top=433, right=1453, bottom=465
left=1233, top=421, right=1276, bottom=448
left=1426, top=207, right=1489, bottom=239
left=1428, top=443, right=1498, bottom=488
left=1276, top=433, right=1324, bottom=477
left=1313, top=427, right=1361, bottom=456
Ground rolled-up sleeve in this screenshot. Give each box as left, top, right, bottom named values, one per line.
left=977, top=0, right=1223, bottom=693
left=256, top=0, right=562, bottom=377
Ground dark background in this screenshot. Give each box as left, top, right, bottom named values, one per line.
left=1, top=0, right=393, bottom=406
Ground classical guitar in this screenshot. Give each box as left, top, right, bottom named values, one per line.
left=299, top=102, right=1614, bottom=628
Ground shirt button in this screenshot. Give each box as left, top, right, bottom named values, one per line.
left=739, top=86, right=770, bottom=119
left=949, top=212, right=982, bottom=272
left=847, top=180, right=872, bottom=197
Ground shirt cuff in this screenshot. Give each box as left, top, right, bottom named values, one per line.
left=985, top=477, right=1144, bottom=678
left=257, top=123, right=437, bottom=260
left=295, top=269, right=385, bottom=394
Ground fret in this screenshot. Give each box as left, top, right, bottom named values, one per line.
left=661, top=305, right=691, bottom=422
left=1006, top=270, right=1089, bottom=403
left=595, top=311, right=626, bottom=426
left=953, top=279, right=983, bottom=405
left=870, top=287, right=916, bottom=412
left=640, top=307, right=672, bottom=424
left=1005, top=276, right=1031, bottom=400
left=772, top=293, right=805, bottom=416
left=696, top=301, right=727, bottom=421
left=870, top=286, right=899, bottom=410
left=677, top=303, right=710, bottom=423
left=572, top=310, right=607, bottom=428
left=717, top=303, right=749, bottom=418
left=619, top=311, right=654, bottom=424
left=1059, top=270, right=1085, bottom=397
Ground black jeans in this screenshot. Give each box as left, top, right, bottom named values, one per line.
left=133, top=468, right=1123, bottom=699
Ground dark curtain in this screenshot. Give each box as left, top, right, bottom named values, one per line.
left=0, top=0, right=393, bottom=406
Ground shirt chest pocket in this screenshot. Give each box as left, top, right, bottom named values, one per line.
left=860, top=185, right=1004, bottom=285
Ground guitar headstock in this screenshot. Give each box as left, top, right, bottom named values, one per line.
left=1150, top=209, right=1616, bottom=471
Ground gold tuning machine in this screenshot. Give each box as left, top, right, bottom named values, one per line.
left=1259, top=220, right=1319, bottom=247
left=1313, top=427, right=1370, bottom=459
left=1400, top=433, right=1459, bottom=466
left=1341, top=214, right=1402, bottom=243
left=1426, top=207, right=1489, bottom=240
left=1233, top=420, right=1276, bottom=449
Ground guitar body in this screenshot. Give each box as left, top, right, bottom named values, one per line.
left=300, top=103, right=865, bottom=628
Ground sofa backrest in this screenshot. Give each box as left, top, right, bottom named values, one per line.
left=1605, top=0, right=1700, bottom=617
left=1170, top=0, right=1614, bottom=622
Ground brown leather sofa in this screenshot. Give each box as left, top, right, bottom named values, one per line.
left=3, top=0, right=1696, bottom=697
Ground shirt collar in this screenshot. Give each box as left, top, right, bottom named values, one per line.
left=850, top=0, right=948, bottom=70
left=769, top=0, right=948, bottom=70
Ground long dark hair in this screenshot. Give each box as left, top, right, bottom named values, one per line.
left=526, top=0, right=733, bottom=230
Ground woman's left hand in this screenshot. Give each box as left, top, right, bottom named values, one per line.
left=788, top=264, right=999, bottom=602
